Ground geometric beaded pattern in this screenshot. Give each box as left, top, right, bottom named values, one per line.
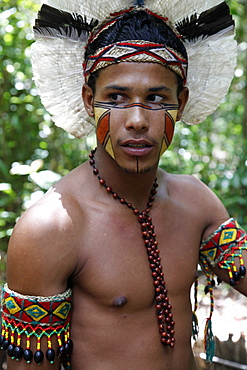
left=83, top=40, right=188, bottom=82
left=197, top=218, right=247, bottom=362
left=1, top=285, right=72, bottom=368
left=199, top=218, right=247, bottom=288
left=2, top=284, right=72, bottom=326
left=200, top=218, right=247, bottom=268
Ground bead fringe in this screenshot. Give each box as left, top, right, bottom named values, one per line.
left=0, top=317, right=72, bottom=365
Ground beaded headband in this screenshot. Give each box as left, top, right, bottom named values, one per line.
left=31, top=0, right=237, bottom=138
left=83, top=40, right=188, bottom=83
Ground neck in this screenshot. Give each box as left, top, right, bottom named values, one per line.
left=92, top=145, right=159, bottom=211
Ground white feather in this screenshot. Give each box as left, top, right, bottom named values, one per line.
left=183, top=32, right=237, bottom=124
left=144, top=0, right=223, bottom=23
left=31, top=0, right=237, bottom=136
left=43, top=0, right=135, bottom=22
left=31, top=38, right=95, bottom=138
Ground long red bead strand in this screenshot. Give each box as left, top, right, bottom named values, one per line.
left=89, top=149, right=175, bottom=347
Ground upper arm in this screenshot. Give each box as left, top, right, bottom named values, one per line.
left=6, top=199, right=76, bottom=295
left=192, top=182, right=247, bottom=297
left=199, top=209, right=247, bottom=296
left=4, top=196, right=76, bottom=369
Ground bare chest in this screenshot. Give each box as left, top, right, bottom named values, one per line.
left=70, top=201, right=201, bottom=311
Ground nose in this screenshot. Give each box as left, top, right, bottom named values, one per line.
left=125, top=105, right=149, bottom=132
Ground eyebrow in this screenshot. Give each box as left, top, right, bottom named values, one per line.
left=104, top=85, right=131, bottom=92
left=148, top=86, right=171, bottom=92
left=104, top=85, right=171, bottom=92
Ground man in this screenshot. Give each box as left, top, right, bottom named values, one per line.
left=2, top=1, right=247, bottom=369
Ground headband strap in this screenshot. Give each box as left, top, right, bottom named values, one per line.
left=83, top=40, right=187, bottom=83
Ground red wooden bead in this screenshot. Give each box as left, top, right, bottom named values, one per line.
left=89, top=150, right=174, bottom=348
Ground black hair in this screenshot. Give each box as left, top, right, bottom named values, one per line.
left=85, top=10, right=187, bottom=94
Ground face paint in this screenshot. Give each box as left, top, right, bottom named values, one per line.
left=159, top=105, right=178, bottom=156
left=94, top=101, right=178, bottom=166
left=94, top=102, right=116, bottom=160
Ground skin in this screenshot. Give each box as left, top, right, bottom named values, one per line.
left=6, top=62, right=247, bottom=370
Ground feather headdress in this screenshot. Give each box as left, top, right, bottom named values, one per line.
left=31, top=0, right=237, bottom=138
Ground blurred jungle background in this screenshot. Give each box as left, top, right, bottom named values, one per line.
left=0, top=0, right=247, bottom=368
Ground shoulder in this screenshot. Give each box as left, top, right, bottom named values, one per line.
left=6, top=165, right=88, bottom=296
left=159, top=170, right=229, bottom=236
left=160, top=171, right=213, bottom=199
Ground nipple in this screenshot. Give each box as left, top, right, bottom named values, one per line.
left=112, top=296, right=127, bottom=307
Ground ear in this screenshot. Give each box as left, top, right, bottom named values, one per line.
left=82, top=83, right=94, bottom=117
left=176, top=87, right=189, bottom=121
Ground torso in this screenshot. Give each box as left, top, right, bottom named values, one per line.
left=8, top=159, right=228, bottom=369
left=60, top=163, right=208, bottom=369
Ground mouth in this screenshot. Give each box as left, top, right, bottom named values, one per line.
left=121, top=140, right=153, bottom=157
left=124, top=143, right=151, bottom=148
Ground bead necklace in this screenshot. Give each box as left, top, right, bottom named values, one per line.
left=89, top=149, right=175, bottom=348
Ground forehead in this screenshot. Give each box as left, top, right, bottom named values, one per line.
left=94, top=62, right=178, bottom=92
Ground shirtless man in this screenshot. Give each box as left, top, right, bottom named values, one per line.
left=2, top=1, right=247, bottom=370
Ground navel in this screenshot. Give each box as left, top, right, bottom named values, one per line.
left=112, top=296, right=127, bottom=307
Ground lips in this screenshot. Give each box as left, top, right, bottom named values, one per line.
left=125, top=143, right=150, bottom=148
left=121, top=139, right=153, bottom=148
left=121, top=139, right=153, bottom=156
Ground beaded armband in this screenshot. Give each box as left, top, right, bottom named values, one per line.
left=196, top=218, right=247, bottom=362
left=200, top=218, right=247, bottom=286
left=1, top=284, right=72, bottom=367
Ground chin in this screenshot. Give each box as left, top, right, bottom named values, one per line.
left=121, top=165, right=153, bottom=174
left=115, top=155, right=159, bottom=174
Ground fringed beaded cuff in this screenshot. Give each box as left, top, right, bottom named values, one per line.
left=197, top=218, right=247, bottom=362
left=1, top=284, right=72, bottom=367
left=200, top=218, right=247, bottom=286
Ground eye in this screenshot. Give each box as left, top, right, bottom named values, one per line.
left=109, top=93, right=127, bottom=103
left=147, top=94, right=164, bottom=103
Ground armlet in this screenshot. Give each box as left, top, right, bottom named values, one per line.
left=194, top=218, right=247, bottom=362
left=1, top=283, right=72, bottom=367
left=199, top=218, right=247, bottom=286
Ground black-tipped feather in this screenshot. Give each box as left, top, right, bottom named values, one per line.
left=176, top=2, right=234, bottom=41
left=34, top=4, right=98, bottom=39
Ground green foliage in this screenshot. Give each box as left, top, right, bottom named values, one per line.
left=0, top=0, right=92, bottom=252
left=0, top=0, right=247, bottom=256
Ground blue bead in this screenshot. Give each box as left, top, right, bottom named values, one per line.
left=67, top=339, right=73, bottom=354
left=240, top=265, right=246, bottom=277
left=2, top=340, right=10, bottom=350
left=46, top=348, right=55, bottom=363
left=57, top=345, right=66, bottom=357
left=233, top=271, right=240, bottom=281
left=23, top=349, right=33, bottom=363
left=34, top=350, right=44, bottom=364
left=13, top=346, right=24, bottom=360
left=7, top=344, right=15, bottom=357
left=229, top=278, right=236, bottom=287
